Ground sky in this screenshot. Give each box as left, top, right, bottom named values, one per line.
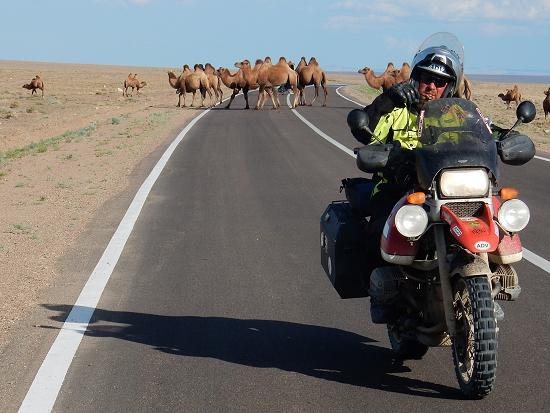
left=2, top=0, right=550, bottom=75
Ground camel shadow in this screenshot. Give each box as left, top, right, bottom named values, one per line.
left=42, top=304, right=462, bottom=399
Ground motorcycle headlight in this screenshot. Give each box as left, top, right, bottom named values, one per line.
left=498, top=199, right=530, bottom=232
left=395, top=205, right=428, bottom=238
left=439, top=168, right=490, bottom=197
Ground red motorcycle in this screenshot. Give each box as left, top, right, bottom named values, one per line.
left=321, top=98, right=535, bottom=398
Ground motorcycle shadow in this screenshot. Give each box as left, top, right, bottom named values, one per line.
left=43, top=304, right=461, bottom=399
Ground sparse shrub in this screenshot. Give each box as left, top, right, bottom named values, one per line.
left=111, top=117, right=120, bottom=125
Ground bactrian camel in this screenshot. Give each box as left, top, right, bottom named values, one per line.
left=255, top=57, right=299, bottom=109
left=203, top=63, right=223, bottom=105
left=498, top=85, right=521, bottom=109
left=22, top=75, right=44, bottom=97
left=167, top=65, right=212, bottom=108
left=123, top=73, right=147, bottom=97
left=295, top=57, right=328, bottom=106
left=217, top=66, right=247, bottom=109
left=358, top=63, right=397, bottom=91
left=234, top=59, right=273, bottom=110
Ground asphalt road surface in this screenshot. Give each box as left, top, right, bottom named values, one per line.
left=10, top=87, right=550, bottom=412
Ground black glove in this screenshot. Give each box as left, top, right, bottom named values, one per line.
left=387, top=82, right=419, bottom=108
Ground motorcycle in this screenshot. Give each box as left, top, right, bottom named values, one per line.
left=320, top=98, right=536, bottom=398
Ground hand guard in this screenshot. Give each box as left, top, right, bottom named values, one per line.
left=387, top=83, right=419, bottom=108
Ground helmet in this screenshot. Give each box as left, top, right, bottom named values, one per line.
left=410, top=32, right=464, bottom=98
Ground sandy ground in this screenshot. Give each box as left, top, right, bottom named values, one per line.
left=1, top=62, right=549, bottom=354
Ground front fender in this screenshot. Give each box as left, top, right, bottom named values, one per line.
left=450, top=250, right=491, bottom=278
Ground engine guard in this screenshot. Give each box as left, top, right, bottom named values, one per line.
left=449, top=250, right=491, bottom=278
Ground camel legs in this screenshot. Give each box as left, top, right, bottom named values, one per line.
left=225, top=88, right=239, bottom=109
left=309, top=84, right=320, bottom=106
left=290, top=85, right=300, bottom=108
left=217, top=86, right=223, bottom=104
left=322, top=84, right=327, bottom=107
left=243, top=87, right=251, bottom=110
left=269, top=87, right=280, bottom=109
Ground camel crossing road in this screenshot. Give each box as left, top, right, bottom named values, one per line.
left=11, top=86, right=550, bottom=412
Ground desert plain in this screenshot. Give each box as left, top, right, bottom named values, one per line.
left=1, top=59, right=550, bottom=354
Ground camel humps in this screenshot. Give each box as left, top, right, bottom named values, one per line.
left=123, top=73, right=147, bottom=97
left=22, top=75, right=44, bottom=97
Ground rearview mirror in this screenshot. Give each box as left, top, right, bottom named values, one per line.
left=516, top=101, right=536, bottom=123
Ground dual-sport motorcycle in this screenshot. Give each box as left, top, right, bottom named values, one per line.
left=320, top=97, right=536, bottom=398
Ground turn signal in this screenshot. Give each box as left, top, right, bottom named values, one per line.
left=407, top=192, right=426, bottom=205
left=500, top=187, right=519, bottom=200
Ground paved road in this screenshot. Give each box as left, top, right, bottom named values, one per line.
left=12, top=87, right=550, bottom=412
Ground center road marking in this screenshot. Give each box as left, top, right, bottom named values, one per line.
left=288, top=87, right=550, bottom=275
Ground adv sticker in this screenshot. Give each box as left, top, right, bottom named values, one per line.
left=475, top=241, right=491, bottom=250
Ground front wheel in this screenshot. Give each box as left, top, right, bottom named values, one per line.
left=451, top=276, right=498, bottom=398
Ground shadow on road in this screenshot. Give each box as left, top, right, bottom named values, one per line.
left=42, top=304, right=461, bottom=399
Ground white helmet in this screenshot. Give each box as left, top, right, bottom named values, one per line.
left=410, top=32, right=464, bottom=98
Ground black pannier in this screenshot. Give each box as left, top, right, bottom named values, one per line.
left=320, top=201, right=369, bottom=299
left=341, top=177, right=374, bottom=217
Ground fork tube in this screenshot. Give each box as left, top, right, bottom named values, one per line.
left=434, top=224, right=457, bottom=336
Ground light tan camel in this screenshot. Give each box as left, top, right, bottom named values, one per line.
left=234, top=59, right=273, bottom=110
left=191, top=64, right=214, bottom=107
left=203, top=63, right=223, bottom=105
left=22, top=75, right=44, bottom=97
left=123, top=73, right=147, bottom=97
left=167, top=65, right=193, bottom=107
left=394, top=63, right=411, bottom=83
left=217, top=66, right=247, bottom=109
left=255, top=57, right=299, bottom=109
left=358, top=63, right=397, bottom=91
left=296, top=57, right=328, bottom=106
left=498, top=85, right=521, bottom=109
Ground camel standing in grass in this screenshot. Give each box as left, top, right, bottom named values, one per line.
left=296, top=57, right=328, bottom=107
left=255, top=57, right=299, bottom=109
left=123, top=73, right=147, bottom=97
left=498, top=85, right=521, bottom=109
left=22, top=75, right=44, bottom=97
left=204, top=63, right=223, bottom=105
left=543, top=88, right=550, bottom=119
left=358, top=63, right=397, bottom=91
left=217, top=66, right=247, bottom=109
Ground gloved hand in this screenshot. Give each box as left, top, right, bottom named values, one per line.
left=386, top=82, right=419, bottom=108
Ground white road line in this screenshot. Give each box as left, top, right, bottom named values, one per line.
left=335, top=86, right=364, bottom=107
left=18, top=103, right=225, bottom=412
left=288, top=90, right=550, bottom=275
left=534, top=155, right=550, bottom=162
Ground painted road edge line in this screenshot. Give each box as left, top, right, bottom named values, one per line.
left=17, top=102, right=228, bottom=412
left=288, top=90, right=550, bottom=275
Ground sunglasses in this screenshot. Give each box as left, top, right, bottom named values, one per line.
left=419, top=74, right=448, bottom=88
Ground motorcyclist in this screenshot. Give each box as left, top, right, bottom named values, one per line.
left=346, top=32, right=524, bottom=323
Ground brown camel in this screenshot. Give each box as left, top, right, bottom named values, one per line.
left=296, top=57, right=328, bottom=106
left=167, top=65, right=192, bottom=107
left=203, top=63, right=223, bottom=105
left=544, top=88, right=550, bottom=119
left=456, top=76, right=472, bottom=100
left=498, top=85, right=521, bottom=109
left=192, top=64, right=214, bottom=106
left=234, top=59, right=273, bottom=110
left=217, top=66, right=247, bottom=109
left=22, top=75, right=44, bottom=97
left=394, top=63, right=411, bottom=83
left=123, top=73, right=147, bottom=97
left=358, top=63, right=397, bottom=91
left=255, top=57, right=299, bottom=109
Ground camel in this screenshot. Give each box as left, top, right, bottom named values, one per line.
left=167, top=65, right=212, bottom=107
left=295, top=57, right=328, bottom=106
left=203, top=63, right=223, bottom=105
left=394, top=62, right=411, bottom=83
left=123, top=73, right=147, bottom=97
left=22, top=75, right=44, bottom=97
left=167, top=65, right=191, bottom=107
left=543, top=88, right=550, bottom=119
left=358, top=63, right=397, bottom=91
left=217, top=66, right=247, bottom=109
left=498, top=85, right=521, bottom=109
left=255, top=57, right=299, bottom=109
left=456, top=76, right=472, bottom=100
left=234, top=59, right=273, bottom=110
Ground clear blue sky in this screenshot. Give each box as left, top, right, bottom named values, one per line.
left=2, top=0, right=550, bottom=75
